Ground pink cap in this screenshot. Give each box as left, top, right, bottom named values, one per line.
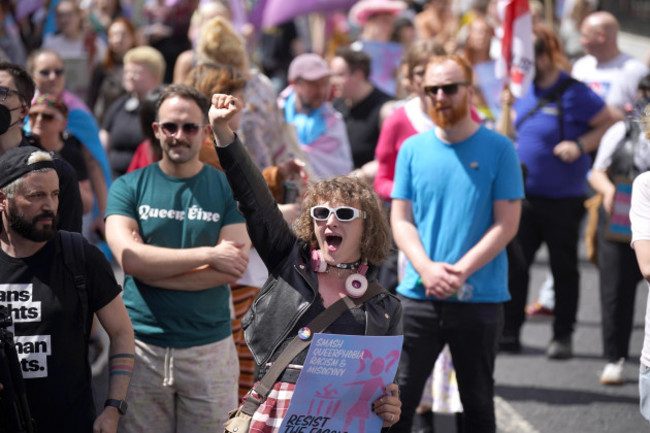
left=288, top=53, right=332, bottom=82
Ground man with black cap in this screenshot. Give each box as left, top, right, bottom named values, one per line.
left=0, top=145, right=134, bottom=433
left=0, top=61, right=82, bottom=232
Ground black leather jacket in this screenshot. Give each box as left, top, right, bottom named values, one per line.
left=216, top=136, right=403, bottom=369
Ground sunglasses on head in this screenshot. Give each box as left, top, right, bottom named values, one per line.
left=310, top=206, right=366, bottom=222
left=423, top=82, right=469, bottom=97
left=0, top=86, right=20, bottom=102
left=30, top=112, right=57, bottom=122
left=37, top=68, right=65, bottom=78
left=157, top=122, right=205, bottom=137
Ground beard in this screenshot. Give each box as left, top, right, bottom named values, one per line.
left=6, top=201, right=57, bottom=242
left=427, top=93, right=469, bottom=128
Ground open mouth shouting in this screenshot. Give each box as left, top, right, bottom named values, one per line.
left=325, top=233, right=343, bottom=252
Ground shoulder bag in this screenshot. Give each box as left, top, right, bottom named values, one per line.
left=223, top=282, right=384, bottom=433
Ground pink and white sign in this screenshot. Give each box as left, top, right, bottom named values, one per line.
left=279, top=333, right=403, bottom=433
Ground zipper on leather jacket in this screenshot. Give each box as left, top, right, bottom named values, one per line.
left=270, top=263, right=319, bottom=348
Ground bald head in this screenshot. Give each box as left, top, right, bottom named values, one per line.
left=584, top=11, right=619, bottom=38
left=580, top=11, right=620, bottom=62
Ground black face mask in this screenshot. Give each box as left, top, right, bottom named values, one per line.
left=0, top=104, right=11, bottom=135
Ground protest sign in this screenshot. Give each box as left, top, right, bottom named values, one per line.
left=279, top=333, right=403, bottom=433
left=354, top=41, right=403, bottom=97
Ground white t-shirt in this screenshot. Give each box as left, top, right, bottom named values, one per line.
left=593, top=120, right=650, bottom=172
left=630, top=171, right=650, bottom=367
left=572, top=53, right=649, bottom=110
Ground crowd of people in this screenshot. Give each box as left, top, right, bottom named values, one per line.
left=1, top=0, right=650, bottom=432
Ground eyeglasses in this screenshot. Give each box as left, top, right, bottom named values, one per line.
left=157, top=122, right=205, bottom=137
left=30, top=112, right=58, bottom=122
left=423, top=82, right=470, bottom=97
left=310, top=206, right=366, bottom=222
left=37, top=69, right=65, bottom=78
left=0, top=86, right=21, bottom=102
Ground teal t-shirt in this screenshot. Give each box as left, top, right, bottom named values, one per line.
left=392, top=125, right=525, bottom=303
left=106, top=163, right=245, bottom=347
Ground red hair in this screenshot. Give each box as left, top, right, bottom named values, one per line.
left=533, top=24, right=570, bottom=72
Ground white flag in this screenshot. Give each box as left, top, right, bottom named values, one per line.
left=495, top=0, right=535, bottom=98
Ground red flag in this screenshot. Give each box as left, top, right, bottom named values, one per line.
left=496, top=0, right=535, bottom=98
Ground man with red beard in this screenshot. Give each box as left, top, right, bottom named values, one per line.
left=389, top=54, right=524, bottom=433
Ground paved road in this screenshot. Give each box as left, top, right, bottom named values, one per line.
left=493, top=244, right=648, bottom=433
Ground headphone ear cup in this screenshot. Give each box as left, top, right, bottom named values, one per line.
left=311, top=249, right=327, bottom=272
left=345, top=273, right=368, bottom=298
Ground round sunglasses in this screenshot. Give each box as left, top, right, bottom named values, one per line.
left=310, top=206, right=366, bottom=222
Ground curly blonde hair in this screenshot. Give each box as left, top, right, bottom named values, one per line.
left=293, top=176, right=390, bottom=266
left=196, top=16, right=248, bottom=72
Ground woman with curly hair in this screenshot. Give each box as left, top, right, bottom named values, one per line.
left=210, top=93, right=403, bottom=433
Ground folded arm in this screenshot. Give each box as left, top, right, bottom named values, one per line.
left=105, top=214, right=250, bottom=285
left=139, top=223, right=251, bottom=290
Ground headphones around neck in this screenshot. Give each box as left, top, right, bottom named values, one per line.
left=310, top=249, right=368, bottom=298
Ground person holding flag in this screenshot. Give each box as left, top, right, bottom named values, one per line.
left=499, top=25, right=621, bottom=358
left=495, top=0, right=535, bottom=102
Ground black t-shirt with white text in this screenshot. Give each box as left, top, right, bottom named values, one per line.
left=0, top=232, right=121, bottom=432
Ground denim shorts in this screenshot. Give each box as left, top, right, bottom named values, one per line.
left=640, top=363, right=650, bottom=422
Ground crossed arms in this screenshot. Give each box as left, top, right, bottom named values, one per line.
left=105, top=214, right=250, bottom=291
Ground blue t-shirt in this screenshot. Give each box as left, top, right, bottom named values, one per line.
left=515, top=72, right=605, bottom=198
left=106, top=163, right=245, bottom=348
left=392, top=125, right=524, bottom=302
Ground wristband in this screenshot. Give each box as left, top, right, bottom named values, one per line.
left=104, top=399, right=128, bottom=415
left=575, top=138, right=585, bottom=154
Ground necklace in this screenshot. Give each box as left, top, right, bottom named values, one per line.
left=325, top=266, right=354, bottom=279
left=325, top=259, right=361, bottom=278
left=328, top=259, right=361, bottom=270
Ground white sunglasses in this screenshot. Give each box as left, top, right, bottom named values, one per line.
left=310, top=206, right=366, bottom=222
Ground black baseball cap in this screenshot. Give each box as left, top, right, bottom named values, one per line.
left=0, top=146, right=55, bottom=188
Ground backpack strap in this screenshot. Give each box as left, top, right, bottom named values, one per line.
left=239, top=282, right=385, bottom=416
left=60, top=231, right=89, bottom=337
left=609, top=116, right=642, bottom=180
left=515, top=77, right=579, bottom=140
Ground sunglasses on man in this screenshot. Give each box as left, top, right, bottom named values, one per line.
left=423, top=82, right=470, bottom=97
left=156, top=122, right=206, bottom=137
left=310, top=206, right=366, bottom=222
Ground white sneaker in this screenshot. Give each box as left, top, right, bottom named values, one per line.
left=600, top=358, right=625, bottom=385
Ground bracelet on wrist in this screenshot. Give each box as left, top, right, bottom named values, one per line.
left=575, top=138, right=585, bottom=154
